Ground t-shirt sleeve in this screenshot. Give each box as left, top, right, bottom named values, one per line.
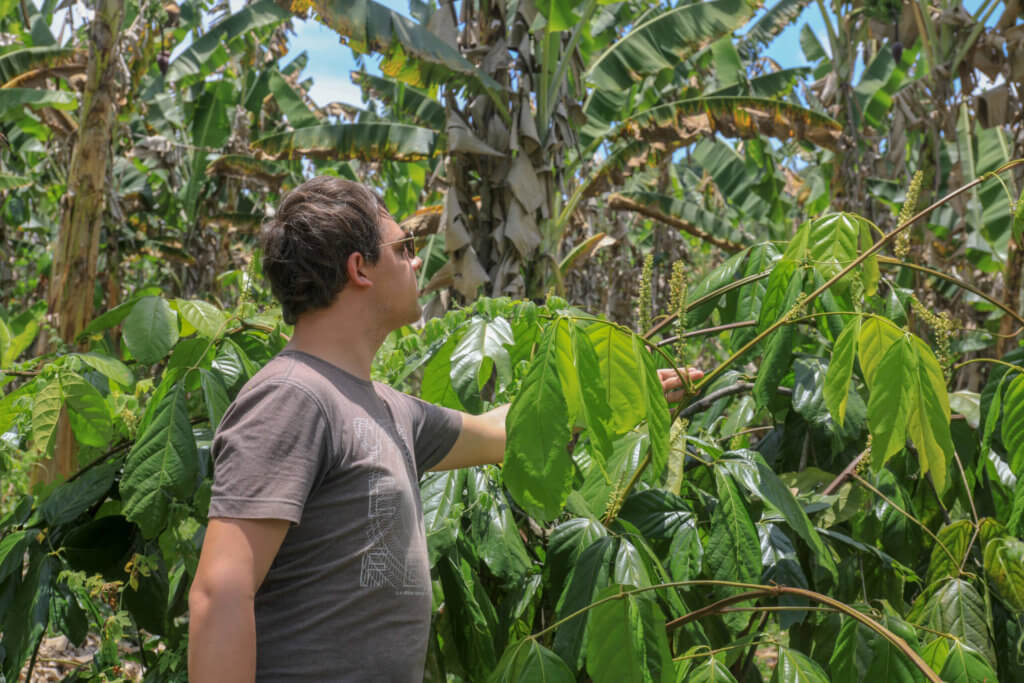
left=402, top=394, right=462, bottom=475
left=208, top=379, right=332, bottom=524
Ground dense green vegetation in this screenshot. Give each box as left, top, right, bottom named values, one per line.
left=1, top=0, right=1024, bottom=680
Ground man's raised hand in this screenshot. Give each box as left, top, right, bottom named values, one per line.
left=658, top=367, right=704, bottom=403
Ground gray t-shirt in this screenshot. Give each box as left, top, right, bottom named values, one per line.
left=208, top=349, right=462, bottom=682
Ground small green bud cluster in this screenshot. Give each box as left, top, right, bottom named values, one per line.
left=894, top=171, right=924, bottom=260
left=910, top=295, right=958, bottom=378
left=787, top=292, right=809, bottom=322
left=636, top=252, right=654, bottom=334
left=857, top=438, right=871, bottom=475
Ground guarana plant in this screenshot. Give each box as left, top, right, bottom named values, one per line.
left=1, top=165, right=1024, bottom=681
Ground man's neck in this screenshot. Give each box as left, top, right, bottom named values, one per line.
left=285, top=303, right=385, bottom=382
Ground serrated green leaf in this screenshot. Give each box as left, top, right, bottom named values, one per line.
left=824, top=317, right=860, bottom=427
left=62, top=372, right=112, bottom=448
left=489, top=639, right=574, bottom=683
left=551, top=319, right=581, bottom=423
left=74, top=352, right=134, bottom=388
left=585, top=584, right=673, bottom=683
left=119, top=383, right=198, bottom=538
left=173, top=299, right=229, bottom=339
left=505, top=322, right=573, bottom=521
left=123, top=296, right=179, bottom=365
left=983, top=536, right=1024, bottom=613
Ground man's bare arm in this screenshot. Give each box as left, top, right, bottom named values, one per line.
left=188, top=517, right=290, bottom=683
left=431, top=404, right=509, bottom=470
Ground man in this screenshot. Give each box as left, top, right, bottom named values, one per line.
left=188, top=176, right=700, bottom=682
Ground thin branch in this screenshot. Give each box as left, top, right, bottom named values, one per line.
left=822, top=449, right=868, bottom=496
left=678, top=382, right=754, bottom=419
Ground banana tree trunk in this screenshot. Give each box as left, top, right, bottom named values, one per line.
left=35, top=0, right=124, bottom=483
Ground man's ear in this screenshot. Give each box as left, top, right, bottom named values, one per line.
left=346, top=251, right=373, bottom=289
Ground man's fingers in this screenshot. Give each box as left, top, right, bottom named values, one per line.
left=658, top=367, right=703, bottom=402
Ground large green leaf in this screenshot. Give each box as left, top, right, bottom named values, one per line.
left=905, top=337, right=953, bottom=492
left=636, top=338, right=671, bottom=479
left=737, top=0, right=812, bottom=57
left=62, top=372, right=112, bottom=448
left=31, top=376, right=62, bottom=456
left=450, top=316, right=514, bottom=403
left=573, top=325, right=614, bottom=470
left=119, top=383, right=199, bottom=538
left=926, top=520, right=973, bottom=587
left=706, top=469, right=760, bottom=595
left=983, top=536, right=1024, bottom=613
left=0, top=530, right=30, bottom=584
left=917, top=579, right=995, bottom=668
left=771, top=647, right=830, bottom=682
left=200, top=368, right=231, bottom=430
left=39, top=460, right=119, bottom=527
left=0, top=174, right=31, bottom=191
left=1, top=548, right=53, bottom=682
left=437, top=556, right=498, bottom=679
left=74, top=352, right=134, bottom=389
left=79, top=286, right=163, bottom=337
left=824, top=317, right=860, bottom=427
left=0, top=46, right=80, bottom=84
left=682, top=657, right=738, bottom=681
left=1001, top=374, right=1024, bottom=474
left=0, top=87, right=76, bottom=115
left=505, top=322, right=573, bottom=521
left=422, top=335, right=466, bottom=411
left=308, top=0, right=501, bottom=92
left=587, top=0, right=756, bottom=91
left=253, top=122, right=437, bottom=162
left=489, top=639, right=574, bottom=683
left=122, top=296, right=179, bottom=365
left=753, top=460, right=837, bottom=584
left=165, top=0, right=290, bottom=82
left=585, top=584, right=673, bottom=683
left=351, top=71, right=445, bottom=130
left=173, top=299, right=229, bottom=340
left=553, top=537, right=617, bottom=671
left=267, top=70, right=320, bottom=129
left=938, top=642, right=998, bottom=683
left=857, top=316, right=904, bottom=387
left=866, top=336, right=915, bottom=467
left=586, top=323, right=645, bottom=434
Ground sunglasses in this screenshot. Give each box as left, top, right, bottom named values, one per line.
left=380, top=232, right=428, bottom=260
